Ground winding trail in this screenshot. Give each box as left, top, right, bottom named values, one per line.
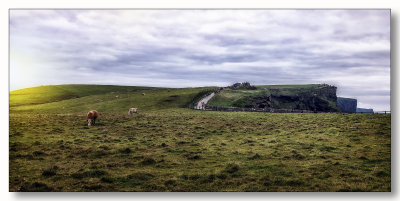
left=195, top=92, right=215, bottom=110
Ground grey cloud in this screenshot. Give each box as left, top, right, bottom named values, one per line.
left=9, top=10, right=391, bottom=110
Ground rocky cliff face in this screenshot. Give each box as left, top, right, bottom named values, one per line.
left=210, top=83, right=341, bottom=112
left=337, top=97, right=357, bottom=113
left=269, top=84, right=340, bottom=112
left=356, top=108, right=374, bottom=114
left=233, top=96, right=272, bottom=109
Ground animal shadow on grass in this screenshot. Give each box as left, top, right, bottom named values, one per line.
left=93, top=122, right=106, bottom=126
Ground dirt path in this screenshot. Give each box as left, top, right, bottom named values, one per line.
left=195, top=92, right=215, bottom=110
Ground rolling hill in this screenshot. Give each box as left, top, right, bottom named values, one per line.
left=10, top=84, right=216, bottom=114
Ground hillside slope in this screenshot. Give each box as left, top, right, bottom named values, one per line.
left=10, top=85, right=214, bottom=114
left=10, top=85, right=155, bottom=107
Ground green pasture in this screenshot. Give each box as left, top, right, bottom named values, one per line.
left=9, top=84, right=391, bottom=192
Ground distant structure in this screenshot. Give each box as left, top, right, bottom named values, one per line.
left=356, top=108, right=374, bottom=114
left=228, top=82, right=257, bottom=90
left=337, top=97, right=357, bottom=113
left=337, top=97, right=375, bottom=114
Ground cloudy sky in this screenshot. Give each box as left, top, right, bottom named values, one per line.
left=9, top=10, right=390, bottom=110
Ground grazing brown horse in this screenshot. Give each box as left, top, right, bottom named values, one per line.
left=87, top=110, right=99, bottom=126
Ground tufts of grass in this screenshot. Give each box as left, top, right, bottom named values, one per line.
left=248, top=153, right=262, bottom=160
left=71, top=169, right=108, bottom=179
left=375, top=170, right=390, bottom=178
left=119, top=148, right=132, bottom=154
left=100, top=176, right=115, bottom=183
left=19, top=182, right=54, bottom=192
left=224, top=163, right=240, bottom=174
left=140, top=157, right=156, bottom=165
left=41, top=166, right=59, bottom=177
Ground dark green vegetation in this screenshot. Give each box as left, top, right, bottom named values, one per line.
left=10, top=85, right=391, bottom=191
left=208, top=88, right=271, bottom=108
left=208, top=84, right=340, bottom=112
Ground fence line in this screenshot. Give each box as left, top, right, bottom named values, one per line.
left=195, top=106, right=316, bottom=113
left=193, top=106, right=391, bottom=114
left=371, top=111, right=391, bottom=114
left=352, top=111, right=390, bottom=114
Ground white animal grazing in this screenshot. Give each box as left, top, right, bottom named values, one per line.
left=128, top=108, right=138, bottom=115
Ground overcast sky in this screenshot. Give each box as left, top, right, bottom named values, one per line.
left=9, top=10, right=390, bottom=110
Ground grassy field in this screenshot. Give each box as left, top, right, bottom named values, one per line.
left=9, top=85, right=391, bottom=192
left=207, top=88, right=270, bottom=108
